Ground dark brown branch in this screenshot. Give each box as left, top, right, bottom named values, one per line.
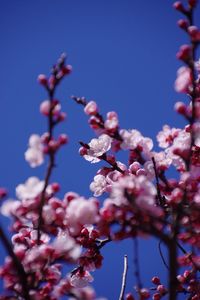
left=119, top=255, right=128, bottom=300
left=152, top=157, right=165, bottom=207
left=168, top=237, right=178, bottom=300
left=37, top=78, right=57, bottom=243
left=0, top=224, right=30, bottom=300
left=37, top=154, right=55, bottom=242
left=100, top=154, right=125, bottom=174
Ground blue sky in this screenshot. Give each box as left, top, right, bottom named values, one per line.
left=0, top=0, right=199, bottom=299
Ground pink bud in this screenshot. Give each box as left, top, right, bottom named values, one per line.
left=89, top=116, right=101, bottom=129
left=58, top=112, right=66, bottom=122
left=51, top=182, right=60, bottom=193
left=38, top=74, right=47, bottom=86
left=62, top=65, right=72, bottom=75
left=173, top=1, right=185, bottom=11
left=153, top=294, right=161, bottom=300
left=157, top=285, right=167, bottom=295
left=41, top=132, right=50, bottom=144
left=48, top=140, right=60, bottom=152
left=174, top=102, right=187, bottom=114
left=140, top=288, right=150, bottom=299
left=58, top=134, right=68, bottom=145
left=126, top=294, right=135, bottom=300
left=0, top=188, right=7, bottom=199
left=188, top=26, right=200, bottom=42
left=177, top=274, right=185, bottom=283
left=84, top=101, right=98, bottom=115
left=176, top=44, right=191, bottom=61
left=79, top=146, right=88, bottom=156
left=151, top=276, right=161, bottom=285
left=40, top=100, right=51, bottom=116
left=178, top=19, right=188, bottom=30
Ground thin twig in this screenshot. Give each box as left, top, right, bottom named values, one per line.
left=37, top=89, right=55, bottom=243
left=152, top=157, right=165, bottom=207
left=96, top=237, right=111, bottom=250
left=158, top=240, right=169, bottom=270
left=119, top=255, right=128, bottom=300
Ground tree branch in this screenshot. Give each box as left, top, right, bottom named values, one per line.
left=119, top=255, right=128, bottom=300
left=0, top=224, right=30, bottom=300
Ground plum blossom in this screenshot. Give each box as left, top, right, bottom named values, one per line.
left=0, top=199, right=20, bottom=217
left=16, top=177, right=44, bottom=200
left=157, top=125, right=180, bottom=148
left=171, top=129, right=191, bottom=151
left=104, top=111, right=119, bottom=131
left=25, top=134, right=44, bottom=167
left=164, top=129, right=191, bottom=170
left=84, top=101, right=98, bottom=115
left=83, top=134, right=112, bottom=163
left=40, top=99, right=61, bottom=116
left=144, top=152, right=172, bottom=179
left=110, top=175, right=161, bottom=216
left=53, top=230, right=81, bottom=260
left=90, top=175, right=107, bottom=197
left=71, top=270, right=94, bottom=288
left=120, top=129, right=153, bottom=157
left=174, top=66, right=192, bottom=93
left=66, top=197, right=99, bottom=235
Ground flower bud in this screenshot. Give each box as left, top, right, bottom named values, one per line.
left=37, top=74, right=48, bottom=86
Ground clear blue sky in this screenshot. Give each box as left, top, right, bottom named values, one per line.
left=0, top=0, right=199, bottom=299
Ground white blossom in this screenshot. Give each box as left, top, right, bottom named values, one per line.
left=83, top=134, right=112, bottom=163
left=16, top=177, right=44, bottom=200
left=25, top=134, right=44, bottom=167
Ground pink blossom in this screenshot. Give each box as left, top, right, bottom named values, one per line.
left=70, top=270, right=94, bottom=288
left=110, top=175, right=162, bottom=216
left=83, top=134, right=112, bottom=163
left=25, top=134, right=44, bottom=167
left=104, top=111, right=119, bottom=131
left=171, top=129, right=191, bottom=151
left=84, top=101, right=98, bottom=115
left=90, top=175, right=107, bottom=197
left=120, top=129, right=153, bottom=156
left=144, top=152, right=172, bottom=178
left=0, top=199, right=20, bottom=217
left=40, top=100, right=61, bottom=116
left=16, top=177, right=44, bottom=200
left=106, top=168, right=124, bottom=185
left=66, top=197, right=99, bottom=235
left=52, top=230, right=81, bottom=260
left=174, top=66, right=192, bottom=93
left=157, top=125, right=180, bottom=148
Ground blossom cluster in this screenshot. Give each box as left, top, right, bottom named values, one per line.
left=0, top=1, right=200, bottom=300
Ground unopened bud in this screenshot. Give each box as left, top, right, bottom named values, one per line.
left=37, top=74, right=47, bottom=86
